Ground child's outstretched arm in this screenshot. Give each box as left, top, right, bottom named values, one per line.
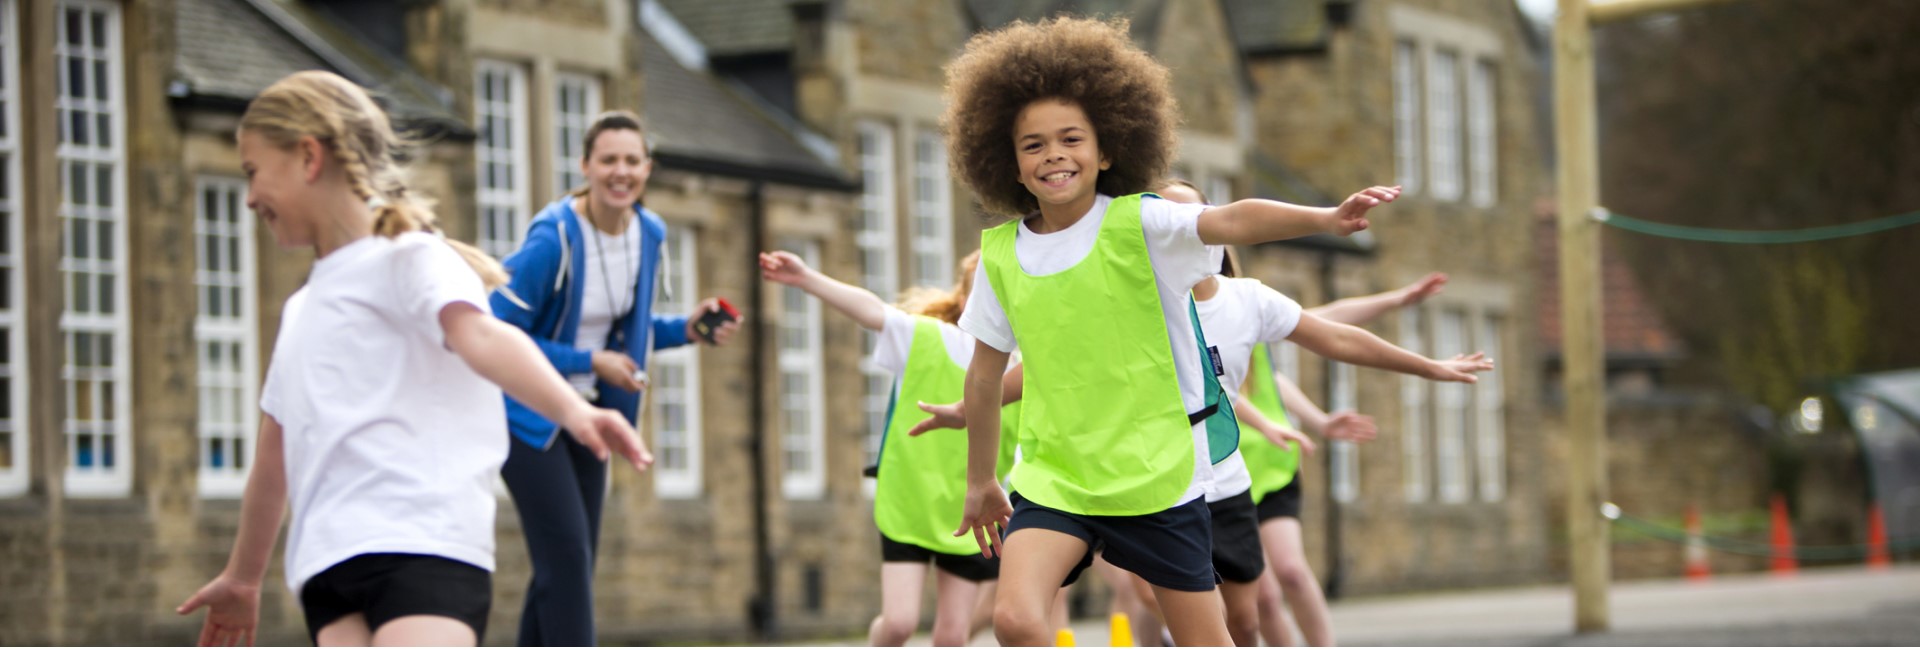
left=1272, top=370, right=1378, bottom=442
left=907, top=363, right=1024, bottom=437
left=176, top=414, right=287, bottom=646
left=441, top=303, right=653, bottom=471
left=1196, top=186, right=1400, bottom=246
left=1308, top=272, right=1447, bottom=326
left=955, top=340, right=1014, bottom=558
left=1285, top=312, right=1493, bottom=383
left=759, top=250, right=887, bottom=331
left=1233, top=393, right=1316, bottom=455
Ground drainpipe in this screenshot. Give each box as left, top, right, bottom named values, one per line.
left=745, top=180, right=778, bottom=640
left=1320, top=248, right=1346, bottom=600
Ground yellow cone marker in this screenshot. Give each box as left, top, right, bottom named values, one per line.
left=1110, top=613, right=1135, bottom=647
left=1056, top=627, right=1076, bottom=647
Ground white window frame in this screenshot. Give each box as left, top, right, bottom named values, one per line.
left=652, top=227, right=703, bottom=498
left=194, top=178, right=259, bottom=497
left=1476, top=315, right=1506, bottom=502
left=56, top=0, right=128, bottom=496
left=552, top=71, right=601, bottom=199
left=0, top=0, right=26, bottom=497
left=908, top=128, right=952, bottom=289
left=779, top=239, right=826, bottom=499
left=1426, top=48, right=1463, bottom=202
left=855, top=120, right=897, bottom=469
left=474, top=59, right=530, bottom=259
left=1329, top=362, right=1358, bottom=504
left=1400, top=307, right=1429, bottom=503
left=1392, top=40, right=1421, bottom=196
left=1204, top=173, right=1233, bottom=208
left=1467, top=59, right=1497, bottom=207
left=1434, top=308, right=1471, bottom=503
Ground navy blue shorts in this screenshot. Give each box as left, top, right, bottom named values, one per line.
left=880, top=532, right=1001, bottom=582
left=1005, top=491, right=1219, bottom=592
left=299, top=553, right=490, bottom=643
left=1208, top=489, right=1268, bottom=583
left=1256, top=472, right=1304, bottom=522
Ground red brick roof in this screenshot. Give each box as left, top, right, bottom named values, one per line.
left=1535, top=200, right=1685, bottom=361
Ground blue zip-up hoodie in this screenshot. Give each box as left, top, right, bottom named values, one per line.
left=491, top=197, right=692, bottom=449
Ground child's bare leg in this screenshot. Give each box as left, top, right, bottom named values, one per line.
left=1151, top=585, right=1233, bottom=647
left=870, top=562, right=929, bottom=645
left=316, top=613, right=373, bottom=647
left=1095, top=556, right=1164, bottom=647
left=1051, top=585, right=1072, bottom=630
left=930, top=569, right=983, bottom=647
left=992, top=528, right=1088, bottom=647
left=370, top=615, right=476, bottom=647
left=968, top=580, right=998, bottom=640
left=1256, top=568, right=1295, bottom=646
left=1220, top=578, right=1262, bottom=647
left=1262, top=517, right=1334, bottom=646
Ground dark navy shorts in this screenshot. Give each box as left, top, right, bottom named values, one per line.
left=1256, top=472, right=1305, bottom=522
left=880, top=532, right=1001, bottom=582
left=1208, top=489, right=1268, bottom=583
left=1005, top=491, right=1219, bottom=592
left=299, top=553, right=490, bottom=643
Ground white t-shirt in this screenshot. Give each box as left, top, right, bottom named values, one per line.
left=260, top=232, right=509, bottom=594
left=959, top=194, right=1222, bottom=507
left=1193, top=276, right=1304, bottom=501
left=569, top=208, right=643, bottom=396
left=871, top=306, right=975, bottom=375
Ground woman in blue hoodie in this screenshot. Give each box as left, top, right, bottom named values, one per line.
left=490, top=110, right=738, bottom=646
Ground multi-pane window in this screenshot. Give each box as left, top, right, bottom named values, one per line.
left=909, top=130, right=951, bottom=288
left=1393, top=40, right=1421, bottom=195
left=1426, top=49, right=1462, bottom=201
left=57, top=1, right=127, bottom=495
left=195, top=179, right=258, bottom=497
left=552, top=72, right=601, bottom=198
left=653, top=227, right=702, bottom=498
left=1476, top=315, right=1506, bottom=501
left=474, top=59, right=529, bottom=259
left=0, top=0, right=24, bottom=497
left=1434, top=308, right=1470, bottom=503
left=779, top=239, right=825, bottom=499
left=855, top=120, right=897, bottom=468
left=1467, top=59, right=1497, bottom=207
left=1329, top=362, right=1358, bottom=503
left=1400, top=307, right=1430, bottom=502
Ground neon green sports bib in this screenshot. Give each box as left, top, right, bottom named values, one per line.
left=873, top=316, right=1015, bottom=554
left=1242, top=342, right=1302, bottom=503
left=981, top=194, right=1227, bottom=516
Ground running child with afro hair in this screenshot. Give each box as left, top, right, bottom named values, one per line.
left=940, top=15, right=1401, bottom=646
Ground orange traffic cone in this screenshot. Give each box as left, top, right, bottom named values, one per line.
left=1770, top=493, right=1798, bottom=575
left=1867, top=502, right=1891, bottom=570
left=1684, top=504, right=1711, bottom=581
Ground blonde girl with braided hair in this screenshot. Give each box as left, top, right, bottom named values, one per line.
left=176, top=70, right=651, bottom=647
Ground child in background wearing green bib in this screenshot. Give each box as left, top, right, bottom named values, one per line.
left=940, top=16, right=1405, bottom=647
left=758, top=249, right=1018, bottom=647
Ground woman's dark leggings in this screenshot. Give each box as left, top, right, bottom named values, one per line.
left=502, top=432, right=608, bottom=646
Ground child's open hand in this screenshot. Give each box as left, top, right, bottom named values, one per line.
left=1428, top=352, right=1495, bottom=383
left=954, top=481, right=1013, bottom=559
left=758, top=251, right=811, bottom=286
left=1258, top=422, right=1317, bottom=457
left=564, top=407, right=654, bottom=472
left=907, top=400, right=966, bottom=437
left=1330, top=185, right=1401, bottom=236
left=1323, top=411, right=1378, bottom=443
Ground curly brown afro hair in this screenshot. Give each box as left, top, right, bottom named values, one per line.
left=941, top=16, right=1181, bottom=217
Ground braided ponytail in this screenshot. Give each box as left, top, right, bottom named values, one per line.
left=240, top=71, right=508, bottom=289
